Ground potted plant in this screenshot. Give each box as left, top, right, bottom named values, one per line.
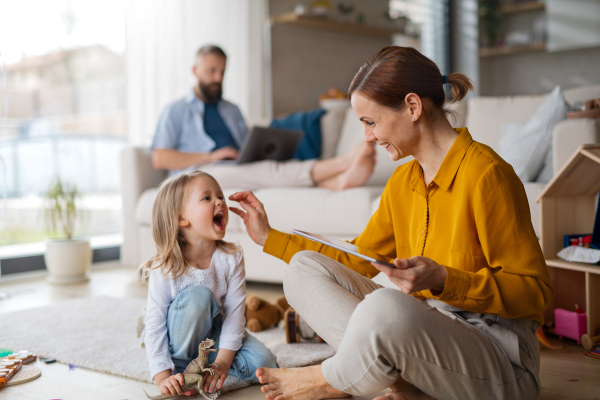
left=44, top=178, right=91, bottom=284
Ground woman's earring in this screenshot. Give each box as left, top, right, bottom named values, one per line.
left=412, top=117, right=415, bottom=121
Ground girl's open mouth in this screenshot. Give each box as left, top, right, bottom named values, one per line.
left=213, top=212, right=225, bottom=230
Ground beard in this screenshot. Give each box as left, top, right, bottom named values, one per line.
left=199, top=81, right=223, bottom=104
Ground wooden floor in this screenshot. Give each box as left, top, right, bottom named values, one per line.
left=0, top=263, right=599, bottom=400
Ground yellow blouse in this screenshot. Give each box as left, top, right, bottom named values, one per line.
left=264, top=128, right=553, bottom=325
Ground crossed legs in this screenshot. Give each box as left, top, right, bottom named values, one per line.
left=257, top=251, right=539, bottom=400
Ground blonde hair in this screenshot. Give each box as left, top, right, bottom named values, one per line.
left=139, top=171, right=240, bottom=282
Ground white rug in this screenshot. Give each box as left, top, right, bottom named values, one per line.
left=0, top=296, right=335, bottom=392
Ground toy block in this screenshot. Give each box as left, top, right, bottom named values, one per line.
left=15, top=353, right=36, bottom=365
left=0, top=360, right=21, bottom=374
left=0, top=367, right=15, bottom=385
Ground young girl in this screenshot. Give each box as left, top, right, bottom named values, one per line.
left=140, top=171, right=277, bottom=397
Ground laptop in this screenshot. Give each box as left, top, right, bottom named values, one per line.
left=219, top=127, right=304, bottom=165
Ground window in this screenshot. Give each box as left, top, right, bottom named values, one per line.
left=0, top=0, right=125, bottom=248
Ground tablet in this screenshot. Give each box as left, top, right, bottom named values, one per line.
left=292, top=229, right=396, bottom=268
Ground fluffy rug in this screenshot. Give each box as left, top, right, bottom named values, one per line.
left=0, top=296, right=335, bottom=392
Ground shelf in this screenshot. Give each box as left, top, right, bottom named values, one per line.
left=501, top=1, right=546, bottom=14
left=546, top=259, right=600, bottom=274
left=479, top=42, right=546, bottom=57
left=271, top=12, right=403, bottom=40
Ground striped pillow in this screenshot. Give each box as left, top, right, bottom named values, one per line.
left=499, top=86, right=568, bottom=182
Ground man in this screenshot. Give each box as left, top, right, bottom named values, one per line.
left=151, top=45, right=376, bottom=190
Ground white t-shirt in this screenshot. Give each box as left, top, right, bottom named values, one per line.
left=144, top=247, right=246, bottom=379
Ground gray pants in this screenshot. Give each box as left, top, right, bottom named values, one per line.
left=199, top=159, right=316, bottom=190
left=284, top=251, right=541, bottom=400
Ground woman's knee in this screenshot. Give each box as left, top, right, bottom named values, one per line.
left=284, top=251, right=320, bottom=295
left=353, top=289, right=422, bottom=337
left=284, top=250, right=344, bottom=287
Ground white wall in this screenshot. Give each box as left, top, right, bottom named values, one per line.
left=125, top=0, right=269, bottom=145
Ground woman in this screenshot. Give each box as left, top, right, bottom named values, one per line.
left=228, top=46, right=553, bottom=400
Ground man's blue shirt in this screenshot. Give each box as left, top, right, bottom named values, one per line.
left=152, top=89, right=246, bottom=175
left=203, top=103, right=239, bottom=150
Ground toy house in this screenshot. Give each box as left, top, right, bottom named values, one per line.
left=537, top=144, right=600, bottom=338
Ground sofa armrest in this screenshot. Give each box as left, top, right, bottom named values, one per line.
left=120, top=147, right=168, bottom=266
left=553, top=118, right=600, bottom=173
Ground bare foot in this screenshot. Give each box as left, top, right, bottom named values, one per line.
left=317, top=143, right=376, bottom=190
left=341, top=142, right=376, bottom=168
left=336, top=142, right=376, bottom=190
left=256, top=365, right=351, bottom=400
left=373, top=389, right=436, bottom=400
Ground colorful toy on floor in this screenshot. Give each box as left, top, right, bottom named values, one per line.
left=554, top=308, right=587, bottom=344
left=7, top=351, right=37, bottom=365
left=584, top=346, right=600, bottom=360
left=0, top=349, right=12, bottom=358
left=68, top=363, right=83, bottom=370
left=245, top=295, right=289, bottom=332
left=3, top=365, right=42, bottom=386
left=0, top=350, right=39, bottom=389
left=536, top=328, right=563, bottom=350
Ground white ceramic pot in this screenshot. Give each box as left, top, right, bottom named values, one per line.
left=44, top=239, right=92, bottom=285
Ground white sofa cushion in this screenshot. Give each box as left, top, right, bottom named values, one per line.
left=320, top=109, right=346, bottom=159
left=335, top=107, right=412, bottom=186
left=249, top=186, right=383, bottom=236
left=499, top=87, right=568, bottom=182
left=465, top=94, right=548, bottom=154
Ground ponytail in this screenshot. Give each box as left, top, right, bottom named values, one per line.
left=446, top=73, right=475, bottom=103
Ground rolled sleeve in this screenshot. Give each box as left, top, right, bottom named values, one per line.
left=152, top=104, right=181, bottom=150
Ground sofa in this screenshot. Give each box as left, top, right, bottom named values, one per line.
left=121, top=84, right=600, bottom=286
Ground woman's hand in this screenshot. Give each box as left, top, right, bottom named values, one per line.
left=228, top=191, right=271, bottom=246
left=155, top=372, right=194, bottom=396
left=372, top=256, right=448, bottom=294
left=204, top=350, right=235, bottom=394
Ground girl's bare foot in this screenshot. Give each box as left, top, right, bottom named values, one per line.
left=257, top=365, right=351, bottom=400
left=373, top=389, right=436, bottom=400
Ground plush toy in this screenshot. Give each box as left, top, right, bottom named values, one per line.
left=246, top=296, right=289, bottom=332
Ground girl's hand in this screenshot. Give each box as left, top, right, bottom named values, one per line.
left=228, top=191, right=271, bottom=246
left=157, top=373, right=189, bottom=396
left=204, top=362, right=230, bottom=394
left=371, top=256, right=448, bottom=294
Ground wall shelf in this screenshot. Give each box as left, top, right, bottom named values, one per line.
left=501, top=1, right=546, bottom=15
left=546, top=259, right=600, bottom=275
left=270, top=12, right=404, bottom=40
left=479, top=43, right=546, bottom=57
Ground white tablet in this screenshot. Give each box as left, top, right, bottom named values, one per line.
left=292, top=229, right=396, bottom=268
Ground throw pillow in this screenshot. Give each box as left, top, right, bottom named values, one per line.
left=270, top=109, right=326, bottom=160
left=499, top=86, right=568, bottom=182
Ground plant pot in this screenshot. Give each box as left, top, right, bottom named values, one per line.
left=44, top=239, right=92, bottom=285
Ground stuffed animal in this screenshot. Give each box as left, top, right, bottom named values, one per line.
left=246, top=296, right=289, bottom=332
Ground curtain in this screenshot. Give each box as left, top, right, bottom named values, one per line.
left=125, top=0, right=269, bottom=145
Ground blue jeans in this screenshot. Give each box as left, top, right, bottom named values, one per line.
left=167, top=285, right=278, bottom=382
